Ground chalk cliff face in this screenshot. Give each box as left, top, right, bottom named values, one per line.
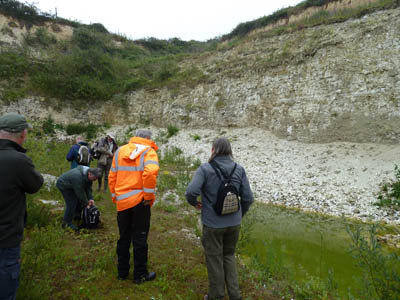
left=1, top=8, right=400, bottom=144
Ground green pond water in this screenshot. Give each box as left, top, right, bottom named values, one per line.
left=240, top=203, right=399, bottom=298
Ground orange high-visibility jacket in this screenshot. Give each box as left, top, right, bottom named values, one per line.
left=108, top=137, right=159, bottom=211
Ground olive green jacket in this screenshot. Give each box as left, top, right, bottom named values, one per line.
left=56, top=166, right=93, bottom=206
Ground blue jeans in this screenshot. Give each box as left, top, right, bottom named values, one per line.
left=0, top=246, right=20, bottom=300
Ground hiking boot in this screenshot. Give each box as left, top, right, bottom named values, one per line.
left=133, top=272, right=156, bottom=284
left=62, top=222, right=79, bottom=231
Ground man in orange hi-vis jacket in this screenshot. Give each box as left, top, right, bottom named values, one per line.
left=108, top=129, right=159, bottom=284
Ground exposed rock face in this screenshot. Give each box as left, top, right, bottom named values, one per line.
left=1, top=8, right=400, bottom=144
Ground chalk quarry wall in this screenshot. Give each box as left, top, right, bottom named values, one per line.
left=1, top=8, right=399, bottom=144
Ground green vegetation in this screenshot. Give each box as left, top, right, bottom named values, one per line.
left=224, top=0, right=400, bottom=40
left=1, top=0, right=399, bottom=103
left=166, top=125, right=179, bottom=138
left=65, top=123, right=102, bottom=140
left=375, top=165, right=400, bottom=208
left=17, top=124, right=400, bottom=299
left=347, top=225, right=400, bottom=300
left=0, top=1, right=213, bottom=102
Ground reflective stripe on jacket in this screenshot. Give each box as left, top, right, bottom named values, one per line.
left=108, top=137, right=159, bottom=211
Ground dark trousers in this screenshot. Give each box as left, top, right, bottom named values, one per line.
left=202, top=225, right=242, bottom=300
left=57, top=187, right=80, bottom=225
left=117, top=203, right=151, bottom=280
left=0, top=246, right=20, bottom=300
left=97, top=159, right=112, bottom=190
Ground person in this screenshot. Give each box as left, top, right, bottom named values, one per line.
left=56, top=166, right=101, bottom=231
left=108, top=129, right=159, bottom=283
left=186, top=137, right=253, bottom=300
left=66, top=136, right=91, bottom=169
left=94, top=133, right=118, bottom=191
left=0, top=112, right=44, bottom=300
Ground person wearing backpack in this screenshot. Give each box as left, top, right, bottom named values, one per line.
left=66, top=136, right=91, bottom=169
left=94, top=134, right=118, bottom=192
left=56, top=166, right=101, bottom=231
left=186, top=137, right=253, bottom=300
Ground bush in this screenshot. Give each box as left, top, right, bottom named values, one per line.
left=72, top=27, right=111, bottom=51
left=167, top=125, right=179, bottom=138
left=375, top=165, right=400, bottom=208
left=42, top=115, right=56, bottom=135
left=24, top=28, right=57, bottom=47
left=31, top=48, right=121, bottom=100
left=347, top=224, right=400, bottom=300
left=0, top=51, right=30, bottom=79
left=65, top=123, right=99, bottom=140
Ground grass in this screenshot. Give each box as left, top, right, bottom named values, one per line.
left=18, top=130, right=281, bottom=299
left=16, top=122, right=400, bottom=299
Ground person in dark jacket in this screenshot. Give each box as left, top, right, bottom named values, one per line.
left=66, top=136, right=91, bottom=169
left=186, top=137, right=253, bottom=300
left=56, top=166, right=101, bottom=231
left=93, top=133, right=118, bottom=191
left=0, top=112, right=44, bottom=300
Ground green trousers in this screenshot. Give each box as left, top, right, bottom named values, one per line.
left=202, top=224, right=242, bottom=300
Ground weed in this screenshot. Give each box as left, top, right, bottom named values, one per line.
left=167, top=124, right=179, bottom=138
left=42, top=115, right=56, bottom=135
left=347, top=224, right=400, bottom=300
left=375, top=165, right=400, bottom=208
left=65, top=123, right=101, bottom=140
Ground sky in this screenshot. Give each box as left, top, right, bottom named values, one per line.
left=32, top=0, right=303, bottom=41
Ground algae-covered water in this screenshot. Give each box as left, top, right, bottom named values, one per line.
left=240, top=203, right=397, bottom=298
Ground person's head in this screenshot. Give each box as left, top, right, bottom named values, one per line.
left=0, top=113, right=32, bottom=146
left=136, top=129, right=152, bottom=140
left=208, top=137, right=233, bottom=163
left=87, top=168, right=102, bottom=181
left=106, top=133, right=115, bottom=142
left=76, top=135, right=84, bottom=143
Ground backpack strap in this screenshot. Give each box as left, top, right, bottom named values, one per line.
left=210, top=161, right=237, bottom=183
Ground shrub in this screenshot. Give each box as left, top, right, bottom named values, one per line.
left=167, top=125, right=179, bottom=138
left=347, top=224, right=400, bottom=300
left=0, top=51, right=30, bottom=79
left=72, top=27, right=111, bottom=51
left=31, top=48, right=121, bottom=100
left=375, top=165, right=400, bottom=208
left=65, top=123, right=99, bottom=139
left=42, top=115, right=56, bottom=135
left=24, top=27, right=57, bottom=47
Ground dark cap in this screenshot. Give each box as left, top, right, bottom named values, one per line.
left=0, top=113, right=32, bottom=132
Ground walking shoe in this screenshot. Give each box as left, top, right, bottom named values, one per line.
left=133, top=272, right=156, bottom=284
left=117, top=275, right=127, bottom=281
left=62, top=223, right=79, bottom=231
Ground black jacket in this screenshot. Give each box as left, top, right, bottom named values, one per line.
left=0, top=139, right=43, bottom=248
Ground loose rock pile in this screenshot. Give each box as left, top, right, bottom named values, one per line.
left=158, top=127, right=400, bottom=225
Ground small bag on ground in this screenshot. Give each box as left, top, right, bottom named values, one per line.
left=82, top=205, right=100, bottom=229
left=210, top=161, right=241, bottom=216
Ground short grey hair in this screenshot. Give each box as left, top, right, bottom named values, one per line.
left=0, top=129, right=23, bottom=139
left=136, top=129, right=152, bottom=139
left=88, top=168, right=102, bottom=178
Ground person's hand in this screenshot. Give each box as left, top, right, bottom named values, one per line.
left=143, top=200, right=151, bottom=206
left=195, top=202, right=202, bottom=210
left=87, top=200, right=94, bottom=208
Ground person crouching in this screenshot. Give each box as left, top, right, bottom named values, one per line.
left=56, top=166, right=101, bottom=231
